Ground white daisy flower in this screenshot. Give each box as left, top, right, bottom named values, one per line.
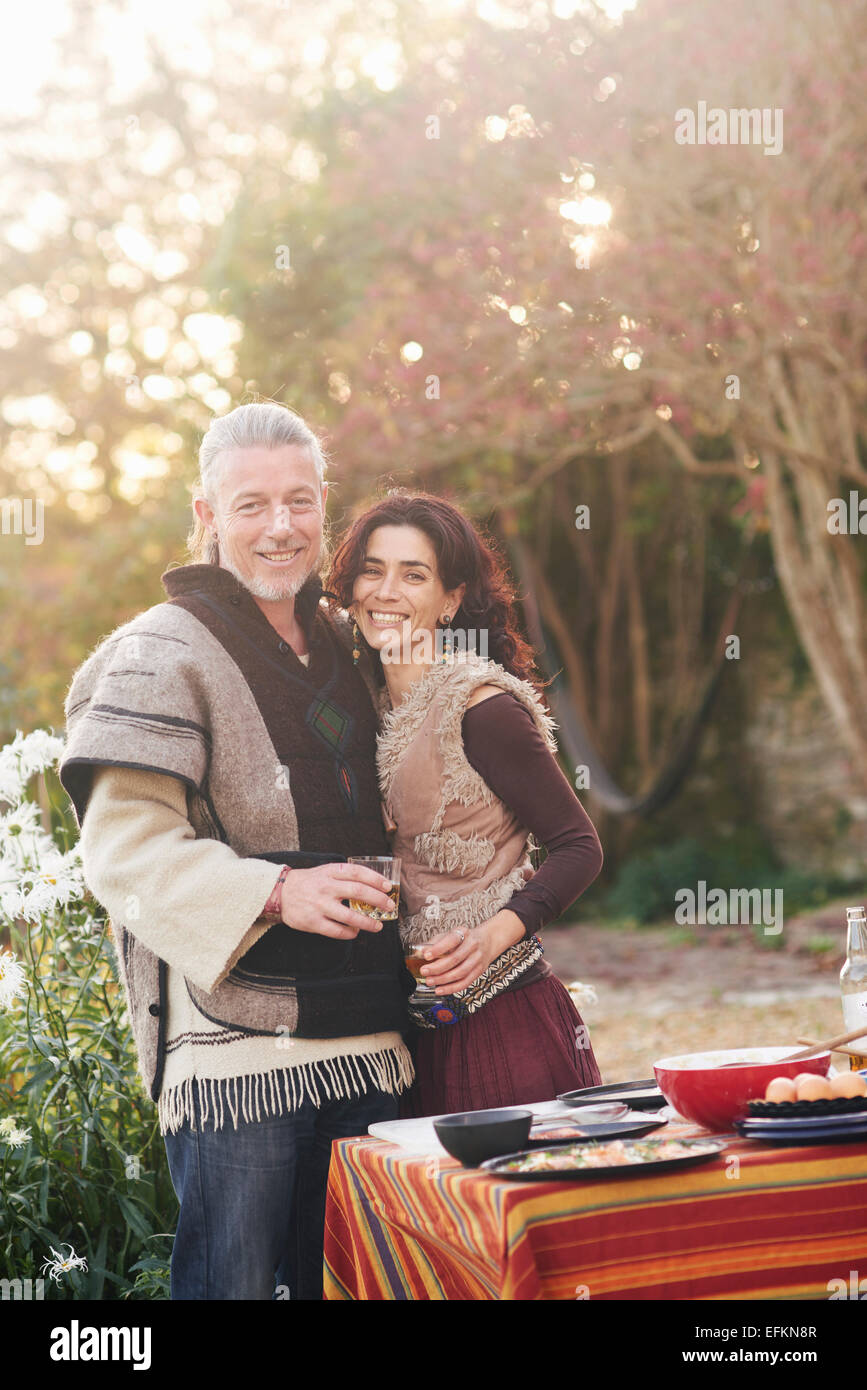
left=0, top=743, right=29, bottom=807
left=0, top=950, right=27, bottom=1010
left=0, top=879, right=27, bottom=922
left=18, top=857, right=85, bottom=919
left=16, top=729, right=65, bottom=777
left=567, top=980, right=599, bottom=1009
left=0, top=801, right=45, bottom=837
left=0, top=803, right=55, bottom=874
left=41, top=1243, right=88, bottom=1284
left=0, top=731, right=64, bottom=806
left=0, top=845, right=26, bottom=922
left=0, top=1117, right=32, bottom=1147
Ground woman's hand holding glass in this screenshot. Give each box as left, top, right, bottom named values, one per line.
left=415, top=910, right=526, bottom=994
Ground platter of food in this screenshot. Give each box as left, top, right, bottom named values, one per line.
left=480, top=1135, right=727, bottom=1181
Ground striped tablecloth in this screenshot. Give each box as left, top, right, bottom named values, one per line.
left=323, top=1124, right=867, bottom=1300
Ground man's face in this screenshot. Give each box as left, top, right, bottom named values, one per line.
left=196, top=445, right=327, bottom=601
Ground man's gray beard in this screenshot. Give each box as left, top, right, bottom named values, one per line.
left=218, top=543, right=319, bottom=601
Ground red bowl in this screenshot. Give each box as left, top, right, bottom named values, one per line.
left=653, top=1047, right=831, bottom=1131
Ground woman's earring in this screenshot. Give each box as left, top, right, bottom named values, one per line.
left=439, top=613, right=454, bottom=664
left=351, top=618, right=361, bottom=666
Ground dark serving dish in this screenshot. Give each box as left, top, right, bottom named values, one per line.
left=746, top=1095, right=867, bottom=1120
left=433, top=1108, right=533, bottom=1166
left=734, top=1112, right=867, bottom=1145
left=557, top=1079, right=665, bottom=1112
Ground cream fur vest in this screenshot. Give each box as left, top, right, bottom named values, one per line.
left=376, top=652, right=558, bottom=945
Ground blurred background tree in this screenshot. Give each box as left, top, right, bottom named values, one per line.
left=1, top=0, right=864, bottom=887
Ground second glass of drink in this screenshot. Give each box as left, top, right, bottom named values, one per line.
left=346, top=855, right=401, bottom=921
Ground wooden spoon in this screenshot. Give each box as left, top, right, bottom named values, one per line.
left=714, top=1025, right=867, bottom=1067
left=796, top=1035, right=866, bottom=1060
left=771, top=1025, right=866, bottom=1063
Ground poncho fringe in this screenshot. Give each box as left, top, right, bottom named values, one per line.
left=157, top=1043, right=416, bottom=1135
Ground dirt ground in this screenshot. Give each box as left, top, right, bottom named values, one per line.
left=543, top=897, right=861, bottom=1082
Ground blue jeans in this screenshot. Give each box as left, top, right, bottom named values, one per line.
left=163, top=1078, right=397, bottom=1300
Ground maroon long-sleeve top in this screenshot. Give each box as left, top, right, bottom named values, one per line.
left=460, top=691, right=603, bottom=936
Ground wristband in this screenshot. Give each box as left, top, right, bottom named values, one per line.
left=260, top=865, right=291, bottom=922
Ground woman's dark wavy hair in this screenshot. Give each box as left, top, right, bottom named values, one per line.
left=327, top=491, right=542, bottom=692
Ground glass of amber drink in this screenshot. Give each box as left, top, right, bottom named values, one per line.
left=404, top=944, right=435, bottom=994
left=347, top=856, right=401, bottom=921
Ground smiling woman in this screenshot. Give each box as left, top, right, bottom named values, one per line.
left=327, top=492, right=605, bottom=1117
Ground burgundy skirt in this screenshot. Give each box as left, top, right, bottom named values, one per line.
left=399, top=973, right=602, bottom=1119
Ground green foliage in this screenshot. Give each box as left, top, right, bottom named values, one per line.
left=0, top=794, right=174, bottom=1300
left=121, top=1255, right=172, bottom=1301
left=769, top=869, right=840, bottom=918
left=665, top=926, right=699, bottom=949
left=749, top=921, right=785, bottom=952
left=804, top=935, right=837, bottom=956
left=603, top=835, right=845, bottom=927
left=604, top=837, right=708, bottom=924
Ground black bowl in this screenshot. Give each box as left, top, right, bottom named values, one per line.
left=433, top=1108, right=533, bottom=1166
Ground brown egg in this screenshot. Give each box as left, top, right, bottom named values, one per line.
left=764, top=1077, right=797, bottom=1103
left=795, top=1074, right=832, bottom=1102
left=829, top=1071, right=867, bottom=1099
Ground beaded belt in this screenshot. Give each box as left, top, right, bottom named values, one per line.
left=408, top=935, right=544, bottom=1029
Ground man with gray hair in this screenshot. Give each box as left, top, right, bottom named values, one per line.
left=58, top=402, right=414, bottom=1300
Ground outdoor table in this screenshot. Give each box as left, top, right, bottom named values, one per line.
left=323, top=1121, right=867, bottom=1300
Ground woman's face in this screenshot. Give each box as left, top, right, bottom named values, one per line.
left=351, top=524, right=465, bottom=660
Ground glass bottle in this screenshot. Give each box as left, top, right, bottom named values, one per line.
left=841, top=906, right=867, bottom=1072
